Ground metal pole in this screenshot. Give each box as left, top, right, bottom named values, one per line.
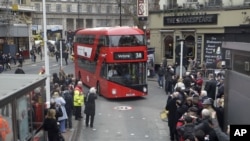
left=78, top=1, right=80, bottom=28
left=42, top=0, right=50, bottom=107
left=60, top=40, right=63, bottom=67
left=119, top=0, right=122, bottom=26
left=180, top=40, right=183, bottom=79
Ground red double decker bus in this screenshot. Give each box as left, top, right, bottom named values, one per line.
left=73, top=26, right=148, bottom=98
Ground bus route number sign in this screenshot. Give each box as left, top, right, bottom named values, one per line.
left=114, top=52, right=144, bottom=60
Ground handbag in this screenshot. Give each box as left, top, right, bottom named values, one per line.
left=160, top=110, right=169, bottom=122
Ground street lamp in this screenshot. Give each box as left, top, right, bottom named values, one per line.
left=119, top=0, right=122, bottom=26
left=177, top=39, right=185, bottom=79
left=77, top=1, right=80, bottom=28
left=143, top=25, right=147, bottom=45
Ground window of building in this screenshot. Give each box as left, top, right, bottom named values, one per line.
left=87, top=5, right=92, bottom=13
left=107, top=5, right=112, bottom=14
left=96, top=5, right=101, bottom=13
left=245, top=0, right=250, bottom=4
left=78, top=4, right=82, bottom=13
left=34, top=3, right=40, bottom=11
left=56, top=4, right=62, bottom=12
left=233, top=53, right=250, bottom=76
left=164, top=35, right=174, bottom=59
left=115, top=6, right=119, bottom=14
left=46, top=4, right=51, bottom=12
left=185, top=35, right=195, bottom=58
left=208, top=0, right=222, bottom=6
left=67, top=5, right=71, bottom=13
left=187, top=0, right=198, bottom=2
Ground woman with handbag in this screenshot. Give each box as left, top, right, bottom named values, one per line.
left=53, top=92, right=68, bottom=133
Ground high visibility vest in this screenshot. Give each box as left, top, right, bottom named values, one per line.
left=0, top=116, right=10, bottom=141
left=74, top=87, right=84, bottom=106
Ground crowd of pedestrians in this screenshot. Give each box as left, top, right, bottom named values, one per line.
left=42, top=68, right=97, bottom=141
left=157, top=58, right=228, bottom=141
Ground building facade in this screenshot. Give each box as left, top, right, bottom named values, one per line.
left=0, top=0, right=34, bottom=58
left=0, top=0, right=160, bottom=58
left=149, top=0, right=250, bottom=71
left=30, top=0, right=159, bottom=40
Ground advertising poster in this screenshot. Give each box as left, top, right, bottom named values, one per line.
left=17, top=96, right=29, bottom=141
left=204, top=34, right=224, bottom=69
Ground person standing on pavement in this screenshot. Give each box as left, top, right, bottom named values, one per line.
left=165, top=65, right=175, bottom=95
left=74, top=81, right=84, bottom=120
left=157, top=63, right=165, bottom=88
left=204, top=73, right=217, bottom=100
left=62, top=85, right=74, bottom=131
left=43, top=109, right=60, bottom=141
left=52, top=92, right=68, bottom=133
left=84, top=87, right=97, bottom=128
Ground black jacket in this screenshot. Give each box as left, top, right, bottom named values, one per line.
left=204, top=79, right=217, bottom=100
left=84, top=92, right=97, bottom=115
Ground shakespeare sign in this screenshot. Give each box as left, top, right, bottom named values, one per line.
left=164, top=14, right=217, bottom=25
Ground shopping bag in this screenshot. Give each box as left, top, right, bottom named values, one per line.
left=160, top=110, right=168, bottom=122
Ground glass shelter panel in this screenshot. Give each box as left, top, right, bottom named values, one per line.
left=0, top=103, right=13, bottom=141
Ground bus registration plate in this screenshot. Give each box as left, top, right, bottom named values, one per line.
left=126, top=93, right=135, bottom=96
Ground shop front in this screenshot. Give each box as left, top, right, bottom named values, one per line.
left=148, top=8, right=250, bottom=73
left=0, top=74, right=47, bottom=141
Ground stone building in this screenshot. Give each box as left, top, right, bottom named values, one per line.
left=0, top=0, right=34, bottom=58
left=148, top=0, right=250, bottom=71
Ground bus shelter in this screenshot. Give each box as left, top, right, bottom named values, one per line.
left=0, top=74, right=47, bottom=141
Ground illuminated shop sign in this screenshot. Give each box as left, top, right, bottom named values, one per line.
left=164, top=14, right=217, bottom=25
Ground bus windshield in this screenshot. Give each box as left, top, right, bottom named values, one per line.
left=100, top=35, right=145, bottom=47
left=101, top=62, right=147, bottom=85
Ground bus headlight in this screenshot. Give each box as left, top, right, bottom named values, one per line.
left=112, top=89, right=117, bottom=95
left=143, top=87, right=147, bottom=93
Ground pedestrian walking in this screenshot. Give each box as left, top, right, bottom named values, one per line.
left=55, top=50, right=60, bottom=62
left=64, top=50, right=69, bottom=65
left=84, top=87, right=97, bottom=128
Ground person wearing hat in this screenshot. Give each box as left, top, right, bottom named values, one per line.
left=202, top=98, right=216, bottom=116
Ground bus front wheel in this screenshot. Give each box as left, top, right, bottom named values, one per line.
left=96, top=82, right=101, bottom=96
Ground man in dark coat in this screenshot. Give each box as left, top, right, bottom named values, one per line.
left=165, top=65, right=175, bottom=95
left=84, top=87, right=97, bottom=128
left=204, top=73, right=217, bottom=100
left=166, top=92, right=179, bottom=141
